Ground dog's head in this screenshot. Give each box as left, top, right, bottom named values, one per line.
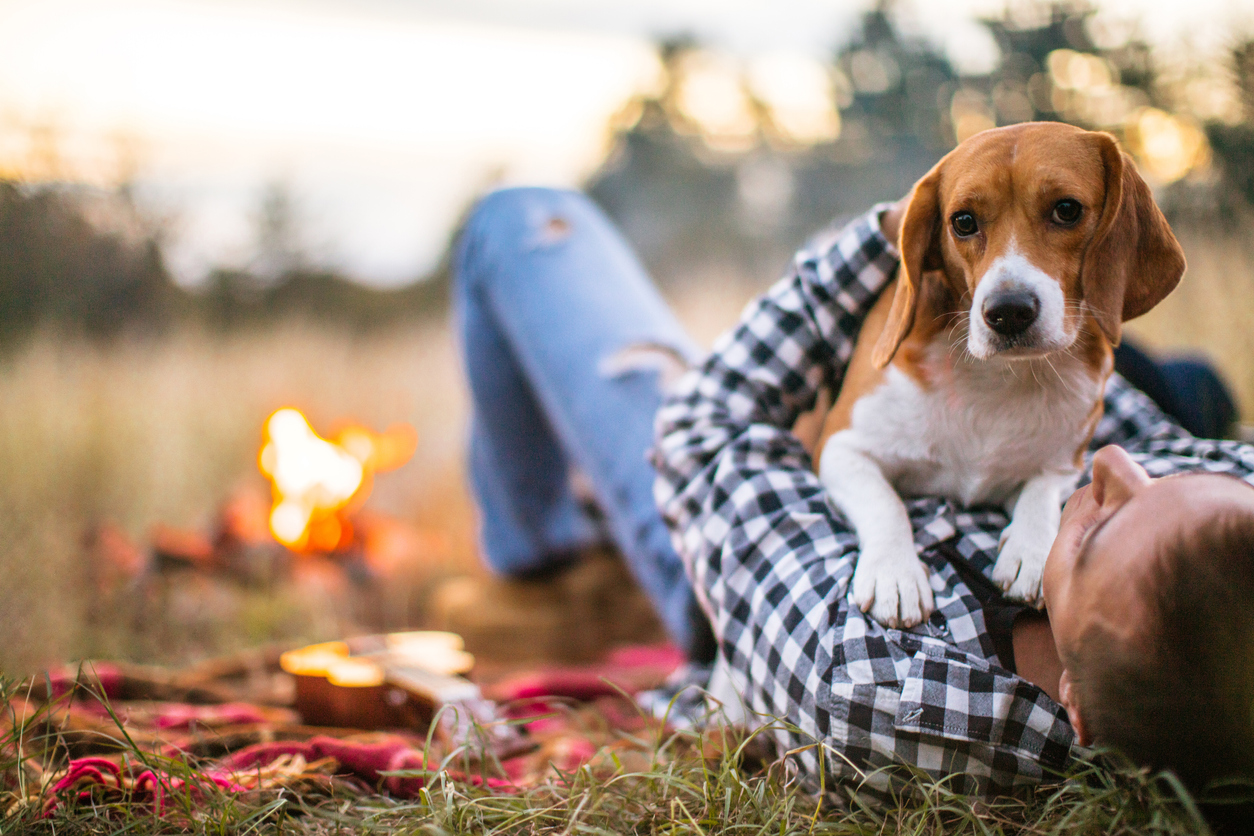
left=872, top=122, right=1186, bottom=367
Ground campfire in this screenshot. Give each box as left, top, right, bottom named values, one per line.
left=258, top=408, right=418, bottom=554
left=88, top=407, right=436, bottom=643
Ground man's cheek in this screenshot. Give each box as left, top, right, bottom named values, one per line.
left=1042, top=521, right=1080, bottom=607
left=1041, top=575, right=1056, bottom=615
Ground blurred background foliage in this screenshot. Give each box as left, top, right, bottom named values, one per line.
left=1, top=0, right=1251, bottom=338
left=590, top=1, right=1245, bottom=289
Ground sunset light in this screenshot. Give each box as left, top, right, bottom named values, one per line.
left=0, top=0, right=661, bottom=282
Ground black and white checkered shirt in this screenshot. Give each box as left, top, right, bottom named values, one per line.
left=651, top=205, right=1254, bottom=801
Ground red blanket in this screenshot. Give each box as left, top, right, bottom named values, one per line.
left=26, top=643, right=684, bottom=816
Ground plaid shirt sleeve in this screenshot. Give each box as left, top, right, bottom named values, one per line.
left=1092, top=375, right=1254, bottom=482
left=651, top=206, right=1254, bottom=804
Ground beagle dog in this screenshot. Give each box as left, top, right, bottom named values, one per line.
left=814, top=122, right=1186, bottom=629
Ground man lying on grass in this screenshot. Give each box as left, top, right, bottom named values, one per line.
left=451, top=187, right=1254, bottom=810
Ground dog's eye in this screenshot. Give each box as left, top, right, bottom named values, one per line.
left=951, top=212, right=978, bottom=238
left=1051, top=199, right=1083, bottom=226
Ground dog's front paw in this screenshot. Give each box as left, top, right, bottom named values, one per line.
left=852, top=545, right=934, bottom=629
left=992, top=520, right=1053, bottom=606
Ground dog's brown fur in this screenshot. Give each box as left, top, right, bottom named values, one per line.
left=815, top=123, right=1185, bottom=466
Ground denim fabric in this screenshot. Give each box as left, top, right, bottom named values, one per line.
left=452, top=186, right=703, bottom=652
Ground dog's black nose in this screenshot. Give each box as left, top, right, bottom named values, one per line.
left=982, top=290, right=1040, bottom=337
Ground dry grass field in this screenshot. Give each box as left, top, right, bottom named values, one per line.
left=0, top=223, right=1250, bottom=676
left=1126, top=225, right=1254, bottom=419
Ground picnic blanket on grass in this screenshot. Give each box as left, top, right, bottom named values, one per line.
left=4, top=645, right=687, bottom=817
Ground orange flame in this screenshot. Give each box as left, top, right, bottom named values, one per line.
left=258, top=408, right=417, bottom=552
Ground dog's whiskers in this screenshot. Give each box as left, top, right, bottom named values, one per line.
left=1042, top=353, right=1084, bottom=400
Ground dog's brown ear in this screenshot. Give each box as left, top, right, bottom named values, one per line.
left=1082, top=134, right=1186, bottom=345
left=872, top=166, right=943, bottom=368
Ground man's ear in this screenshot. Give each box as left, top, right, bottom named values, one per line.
left=1081, top=134, right=1186, bottom=345
left=872, top=165, right=943, bottom=368
left=1058, top=668, right=1092, bottom=745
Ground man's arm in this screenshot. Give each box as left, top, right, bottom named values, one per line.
left=652, top=204, right=900, bottom=619
left=651, top=205, right=900, bottom=742
left=652, top=202, right=1078, bottom=801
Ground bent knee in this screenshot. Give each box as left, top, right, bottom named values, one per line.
left=455, top=186, right=588, bottom=287
left=472, top=186, right=573, bottom=225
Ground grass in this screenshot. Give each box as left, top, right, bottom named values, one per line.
left=0, top=673, right=1232, bottom=835
left=1124, top=221, right=1254, bottom=420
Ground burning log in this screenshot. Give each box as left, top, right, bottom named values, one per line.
left=83, top=408, right=439, bottom=645
left=151, top=523, right=218, bottom=571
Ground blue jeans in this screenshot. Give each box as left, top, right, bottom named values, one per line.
left=452, top=187, right=707, bottom=654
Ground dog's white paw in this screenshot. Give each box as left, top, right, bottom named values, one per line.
left=992, top=520, right=1052, bottom=606
left=852, top=545, right=934, bottom=628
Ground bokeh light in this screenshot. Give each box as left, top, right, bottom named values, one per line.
left=951, top=89, right=997, bottom=144
left=673, top=51, right=759, bottom=150
left=745, top=52, right=841, bottom=145
left=1126, top=106, right=1211, bottom=183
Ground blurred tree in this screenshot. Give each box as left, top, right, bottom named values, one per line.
left=0, top=182, right=184, bottom=339
left=197, top=177, right=450, bottom=330
left=587, top=36, right=760, bottom=288
left=197, top=264, right=446, bottom=331
left=835, top=4, right=956, bottom=153
left=587, top=0, right=1240, bottom=294
left=587, top=10, right=961, bottom=288
left=1237, top=41, right=1254, bottom=122
left=1205, top=40, right=1254, bottom=211
left=980, top=5, right=1096, bottom=125
left=251, top=180, right=308, bottom=284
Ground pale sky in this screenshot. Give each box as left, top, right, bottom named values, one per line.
left=0, top=0, right=1248, bottom=285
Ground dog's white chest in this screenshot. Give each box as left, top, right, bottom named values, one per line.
left=845, top=346, right=1101, bottom=506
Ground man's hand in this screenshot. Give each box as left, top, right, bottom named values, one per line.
left=879, top=195, right=909, bottom=248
